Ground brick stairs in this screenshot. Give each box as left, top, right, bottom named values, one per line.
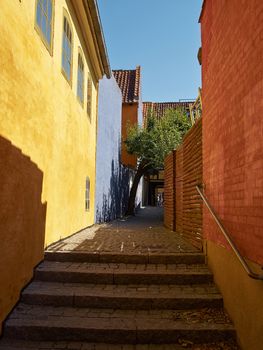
left=0, top=251, right=239, bottom=349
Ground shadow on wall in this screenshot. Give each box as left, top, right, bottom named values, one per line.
left=0, top=136, right=47, bottom=332
left=96, top=159, right=130, bottom=223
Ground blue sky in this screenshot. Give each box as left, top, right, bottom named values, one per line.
left=97, top=0, right=203, bottom=102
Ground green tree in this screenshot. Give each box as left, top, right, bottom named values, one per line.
left=125, top=108, right=191, bottom=215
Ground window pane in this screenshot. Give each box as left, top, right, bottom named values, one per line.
left=87, top=76, right=92, bottom=116
left=36, top=0, right=53, bottom=50
left=63, top=36, right=66, bottom=53
left=65, top=61, right=69, bottom=79
left=66, top=61, right=71, bottom=80
left=37, top=2, right=42, bottom=27
left=64, top=37, right=67, bottom=57
left=47, top=24, right=51, bottom=45
left=47, top=0, right=52, bottom=22
left=43, top=0, right=47, bottom=13
left=41, top=13, right=47, bottom=38
left=62, top=17, right=72, bottom=82
left=66, top=39, right=70, bottom=59
left=62, top=53, right=66, bottom=70
left=78, top=56, right=84, bottom=100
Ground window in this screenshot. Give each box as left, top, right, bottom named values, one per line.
left=85, top=177, right=90, bottom=211
left=87, top=73, right=92, bottom=117
left=77, top=52, right=84, bottom=104
left=35, top=0, right=54, bottom=51
left=62, top=14, right=73, bottom=83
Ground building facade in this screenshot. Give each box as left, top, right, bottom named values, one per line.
left=113, top=66, right=143, bottom=209
left=200, top=0, right=263, bottom=349
left=95, top=75, right=130, bottom=222
left=113, top=67, right=143, bottom=167
left=0, top=0, right=110, bottom=331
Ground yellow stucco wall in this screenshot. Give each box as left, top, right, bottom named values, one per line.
left=0, top=0, right=100, bottom=329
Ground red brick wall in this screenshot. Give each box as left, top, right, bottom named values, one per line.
left=201, top=0, right=263, bottom=264
left=164, top=152, right=175, bottom=230
left=181, top=120, right=203, bottom=249
left=164, top=119, right=203, bottom=249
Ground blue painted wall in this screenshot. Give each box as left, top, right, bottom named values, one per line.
left=95, top=75, right=130, bottom=222
left=135, top=83, right=143, bottom=208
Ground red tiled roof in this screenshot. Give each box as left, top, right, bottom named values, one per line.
left=112, top=66, right=141, bottom=103
left=143, top=102, right=192, bottom=119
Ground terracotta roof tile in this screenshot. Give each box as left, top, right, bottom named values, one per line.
left=143, top=101, right=192, bottom=119
left=112, top=66, right=141, bottom=103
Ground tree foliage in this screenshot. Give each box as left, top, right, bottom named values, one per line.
left=125, top=108, right=191, bottom=169
left=124, top=108, right=191, bottom=215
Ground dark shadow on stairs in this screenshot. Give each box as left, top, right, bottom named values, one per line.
left=0, top=136, right=47, bottom=333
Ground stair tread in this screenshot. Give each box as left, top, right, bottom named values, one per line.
left=0, top=339, right=239, bottom=350
left=45, top=250, right=205, bottom=264
left=37, top=261, right=212, bottom=275
left=23, top=281, right=221, bottom=299
left=7, top=304, right=234, bottom=329
left=46, top=251, right=204, bottom=256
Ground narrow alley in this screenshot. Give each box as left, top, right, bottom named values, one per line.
left=1, top=1, right=263, bottom=349
left=0, top=208, right=238, bottom=349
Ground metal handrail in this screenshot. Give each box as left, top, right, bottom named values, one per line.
left=196, top=185, right=263, bottom=281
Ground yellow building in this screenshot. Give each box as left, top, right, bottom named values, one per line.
left=0, top=0, right=110, bottom=331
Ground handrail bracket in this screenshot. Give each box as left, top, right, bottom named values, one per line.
left=196, top=185, right=263, bottom=281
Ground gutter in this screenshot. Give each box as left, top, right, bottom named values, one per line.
left=86, top=0, right=111, bottom=78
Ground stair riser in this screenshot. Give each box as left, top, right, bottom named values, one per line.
left=35, top=271, right=213, bottom=285
left=114, top=274, right=213, bottom=285
left=21, top=294, right=223, bottom=310
left=44, top=252, right=205, bottom=265
left=4, top=326, right=236, bottom=344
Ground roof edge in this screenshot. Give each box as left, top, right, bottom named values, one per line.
left=113, top=67, right=141, bottom=103
left=86, top=0, right=111, bottom=78
left=198, top=0, right=207, bottom=23
left=135, top=66, right=141, bottom=101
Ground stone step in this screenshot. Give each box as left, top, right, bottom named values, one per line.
left=35, top=261, right=213, bottom=285
left=45, top=251, right=205, bottom=265
left=0, top=339, right=240, bottom=350
left=21, top=281, right=223, bottom=310
left=4, top=304, right=236, bottom=344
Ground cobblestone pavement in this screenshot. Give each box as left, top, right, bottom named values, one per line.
left=47, top=207, right=198, bottom=255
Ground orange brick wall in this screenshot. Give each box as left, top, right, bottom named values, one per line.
left=201, top=0, right=263, bottom=265
left=164, top=119, right=203, bottom=249
left=175, top=147, right=183, bottom=234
